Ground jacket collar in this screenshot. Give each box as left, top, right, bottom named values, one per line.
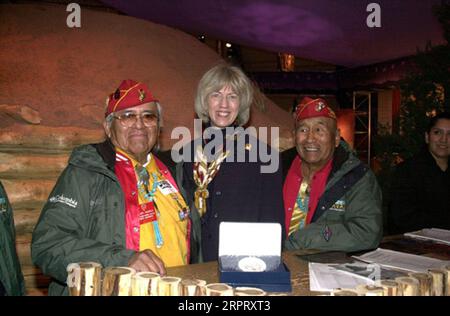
left=94, top=140, right=116, bottom=170
left=329, top=144, right=350, bottom=179
left=290, top=143, right=349, bottom=179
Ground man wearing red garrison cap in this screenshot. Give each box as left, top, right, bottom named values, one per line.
left=282, top=97, right=382, bottom=252
left=32, top=80, right=190, bottom=295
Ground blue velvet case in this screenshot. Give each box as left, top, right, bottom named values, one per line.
left=218, top=222, right=292, bottom=293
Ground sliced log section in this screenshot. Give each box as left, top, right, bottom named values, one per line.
left=377, top=280, right=399, bottom=296
left=66, top=262, right=102, bottom=296
left=180, top=279, right=206, bottom=296
left=355, top=284, right=384, bottom=296
left=395, top=277, right=420, bottom=296
left=234, top=287, right=266, bottom=296
left=205, top=283, right=234, bottom=296
left=158, top=276, right=182, bottom=296
left=332, top=289, right=358, bottom=296
left=131, top=272, right=160, bottom=296
left=409, top=272, right=432, bottom=296
left=428, top=269, right=445, bottom=296
left=445, top=265, right=450, bottom=296
left=102, top=267, right=135, bottom=296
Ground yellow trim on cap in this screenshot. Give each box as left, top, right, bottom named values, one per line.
left=296, top=98, right=320, bottom=117
left=112, top=82, right=141, bottom=113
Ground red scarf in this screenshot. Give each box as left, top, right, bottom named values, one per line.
left=114, top=152, right=191, bottom=262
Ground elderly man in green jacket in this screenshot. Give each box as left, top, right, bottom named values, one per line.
left=282, top=97, right=382, bottom=252
left=0, top=181, right=25, bottom=296
left=32, top=80, right=191, bottom=295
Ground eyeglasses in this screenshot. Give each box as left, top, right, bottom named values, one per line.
left=113, top=112, right=159, bottom=127
left=208, top=92, right=239, bottom=104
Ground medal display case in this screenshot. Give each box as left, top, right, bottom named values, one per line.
left=218, top=222, right=291, bottom=292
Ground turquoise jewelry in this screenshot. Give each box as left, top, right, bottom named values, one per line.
left=136, top=165, right=164, bottom=248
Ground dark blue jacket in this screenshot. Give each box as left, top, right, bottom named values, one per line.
left=176, top=129, right=285, bottom=262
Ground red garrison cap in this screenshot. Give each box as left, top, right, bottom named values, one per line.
left=294, top=97, right=336, bottom=122
left=105, top=79, right=158, bottom=116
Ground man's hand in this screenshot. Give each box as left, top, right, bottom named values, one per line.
left=128, top=250, right=166, bottom=276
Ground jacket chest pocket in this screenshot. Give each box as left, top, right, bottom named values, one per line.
left=324, top=199, right=346, bottom=222
left=329, top=199, right=346, bottom=212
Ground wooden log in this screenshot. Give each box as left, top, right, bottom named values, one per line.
left=355, top=284, right=384, bottom=296
left=409, top=272, right=432, bottom=296
left=180, top=279, right=206, bottom=296
left=0, top=152, right=68, bottom=179
left=16, top=233, right=33, bottom=266
left=23, top=269, right=51, bottom=293
left=131, top=272, right=160, bottom=296
left=158, top=276, right=182, bottom=296
left=13, top=208, right=41, bottom=235
left=2, top=179, right=54, bottom=209
left=428, top=269, right=446, bottom=296
left=0, top=104, right=41, bottom=125
left=377, top=280, right=399, bottom=296
left=395, top=277, right=420, bottom=296
left=445, top=265, right=450, bottom=296
left=332, top=289, right=358, bottom=296
left=79, top=104, right=104, bottom=125
left=15, top=234, right=54, bottom=294
left=234, top=287, right=266, bottom=296
left=67, top=262, right=102, bottom=296
left=205, top=283, right=234, bottom=296
left=0, top=124, right=105, bottom=153
left=26, top=287, right=48, bottom=296
left=102, top=267, right=135, bottom=296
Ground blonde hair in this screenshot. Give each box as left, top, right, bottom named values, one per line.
left=194, top=64, right=253, bottom=126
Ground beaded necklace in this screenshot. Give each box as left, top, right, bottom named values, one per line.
left=136, top=165, right=164, bottom=248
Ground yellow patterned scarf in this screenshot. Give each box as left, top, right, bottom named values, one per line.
left=193, top=145, right=229, bottom=217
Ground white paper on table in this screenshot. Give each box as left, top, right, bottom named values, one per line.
left=404, top=228, right=450, bottom=245
left=353, top=248, right=450, bottom=273
left=308, top=262, right=375, bottom=292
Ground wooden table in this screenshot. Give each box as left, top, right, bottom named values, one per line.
left=166, top=236, right=450, bottom=296
left=27, top=235, right=449, bottom=295
left=166, top=249, right=319, bottom=296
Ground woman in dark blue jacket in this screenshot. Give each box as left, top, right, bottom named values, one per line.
left=176, top=64, right=285, bottom=262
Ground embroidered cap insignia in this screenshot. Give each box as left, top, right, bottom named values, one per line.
left=114, top=88, right=121, bottom=100
left=138, top=89, right=146, bottom=101
left=315, top=101, right=325, bottom=112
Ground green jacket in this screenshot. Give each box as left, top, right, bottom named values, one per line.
left=284, top=145, right=383, bottom=252
left=31, top=142, right=135, bottom=296
left=0, top=181, right=26, bottom=296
